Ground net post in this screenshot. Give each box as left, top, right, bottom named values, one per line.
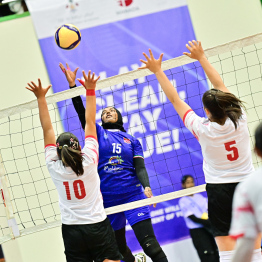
left=0, top=153, right=20, bottom=239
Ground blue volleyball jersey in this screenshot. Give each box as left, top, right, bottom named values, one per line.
left=96, top=124, right=144, bottom=199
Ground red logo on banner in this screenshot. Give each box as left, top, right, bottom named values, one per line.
left=117, top=0, right=133, bottom=7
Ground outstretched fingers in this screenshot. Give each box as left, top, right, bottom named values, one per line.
left=149, top=48, right=154, bottom=59
left=46, top=84, right=52, bottom=92
left=27, top=82, right=35, bottom=90
left=38, top=78, right=42, bottom=88
left=73, top=67, right=79, bottom=75
left=143, top=52, right=150, bottom=61
left=94, top=75, right=100, bottom=82
left=77, top=78, right=85, bottom=86
left=66, top=63, right=71, bottom=71
left=186, top=43, right=192, bottom=52
left=183, top=52, right=191, bottom=58
left=82, top=70, right=88, bottom=81
left=159, top=53, right=164, bottom=63
left=192, top=40, right=198, bottom=46
left=59, top=62, right=66, bottom=73
left=25, top=86, right=34, bottom=92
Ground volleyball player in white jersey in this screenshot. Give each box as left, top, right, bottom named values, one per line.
left=139, top=41, right=261, bottom=262
left=230, top=122, right=262, bottom=262
left=26, top=71, right=122, bottom=262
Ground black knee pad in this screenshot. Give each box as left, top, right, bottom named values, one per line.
left=140, top=235, right=166, bottom=261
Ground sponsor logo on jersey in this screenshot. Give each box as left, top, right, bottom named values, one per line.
left=138, top=213, right=144, bottom=216
left=108, top=156, right=124, bottom=165
left=124, top=137, right=131, bottom=144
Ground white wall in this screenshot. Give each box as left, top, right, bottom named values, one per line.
left=187, top=0, right=262, bottom=48
left=0, top=1, right=262, bottom=262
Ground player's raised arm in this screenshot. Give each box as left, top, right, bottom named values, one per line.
left=25, top=79, right=55, bottom=146
left=139, top=49, right=191, bottom=120
left=59, top=62, right=86, bottom=129
left=184, top=40, right=230, bottom=93
left=77, top=70, right=100, bottom=139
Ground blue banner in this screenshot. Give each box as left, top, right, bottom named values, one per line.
left=27, top=0, right=208, bottom=251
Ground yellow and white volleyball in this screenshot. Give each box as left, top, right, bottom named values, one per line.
left=55, top=24, right=81, bottom=50
left=201, top=212, right=208, bottom=220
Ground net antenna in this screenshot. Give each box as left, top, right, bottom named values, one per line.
left=0, top=33, right=262, bottom=244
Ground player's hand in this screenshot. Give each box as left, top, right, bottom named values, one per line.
left=25, top=79, right=52, bottom=99
left=183, top=40, right=205, bottom=61
left=139, top=49, right=164, bottom=74
left=78, top=70, right=100, bottom=90
left=144, top=187, right=157, bottom=208
left=59, top=62, right=79, bottom=87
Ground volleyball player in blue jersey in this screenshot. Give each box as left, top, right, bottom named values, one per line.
left=59, top=63, right=168, bottom=262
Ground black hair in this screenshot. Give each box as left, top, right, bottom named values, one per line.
left=56, top=132, right=84, bottom=176
left=101, top=107, right=126, bottom=132
left=181, top=175, right=194, bottom=184
left=202, top=89, right=245, bottom=129
left=255, top=122, right=262, bottom=153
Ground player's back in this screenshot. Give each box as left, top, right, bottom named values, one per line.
left=45, top=137, right=106, bottom=225
left=184, top=109, right=254, bottom=183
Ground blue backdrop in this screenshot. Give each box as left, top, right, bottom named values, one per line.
left=38, top=5, right=208, bottom=251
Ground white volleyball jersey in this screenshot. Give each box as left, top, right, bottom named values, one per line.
left=183, top=109, right=254, bottom=183
left=230, top=167, right=262, bottom=240
left=45, top=136, right=106, bottom=225
left=179, top=193, right=208, bottom=229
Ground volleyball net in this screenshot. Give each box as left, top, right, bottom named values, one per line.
left=0, top=33, right=262, bottom=244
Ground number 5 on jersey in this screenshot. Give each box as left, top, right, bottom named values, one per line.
left=224, top=141, right=239, bottom=161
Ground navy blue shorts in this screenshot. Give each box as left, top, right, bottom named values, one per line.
left=103, top=192, right=151, bottom=231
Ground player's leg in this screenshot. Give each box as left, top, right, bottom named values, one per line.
left=206, top=183, right=238, bottom=262
left=251, top=234, right=262, bottom=262
left=84, top=218, right=123, bottom=262
left=62, top=224, right=93, bottom=262
left=114, top=226, right=136, bottom=262
left=106, top=211, right=137, bottom=262
left=131, top=218, right=167, bottom=262
left=190, top=228, right=219, bottom=262
left=124, top=192, right=167, bottom=262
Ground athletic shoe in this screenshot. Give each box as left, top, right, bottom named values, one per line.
left=134, top=252, right=146, bottom=262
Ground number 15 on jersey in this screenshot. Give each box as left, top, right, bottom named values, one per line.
left=112, top=143, right=122, bottom=154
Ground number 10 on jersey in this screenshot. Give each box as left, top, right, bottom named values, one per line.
left=63, top=180, right=86, bottom=200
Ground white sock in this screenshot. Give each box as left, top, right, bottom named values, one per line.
left=251, top=249, right=262, bottom=262
left=219, top=250, right=234, bottom=262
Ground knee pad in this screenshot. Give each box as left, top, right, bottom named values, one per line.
left=140, top=235, right=166, bottom=261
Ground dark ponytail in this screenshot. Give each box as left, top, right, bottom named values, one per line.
left=56, top=132, right=84, bottom=176
left=202, top=89, right=245, bottom=129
